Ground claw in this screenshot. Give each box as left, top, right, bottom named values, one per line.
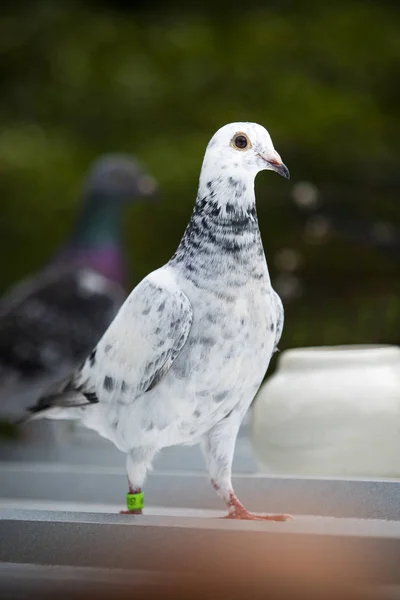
left=218, top=488, right=293, bottom=521
left=223, top=510, right=292, bottom=521
left=119, top=509, right=143, bottom=515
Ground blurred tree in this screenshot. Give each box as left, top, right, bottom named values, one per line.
left=0, top=0, right=399, bottom=350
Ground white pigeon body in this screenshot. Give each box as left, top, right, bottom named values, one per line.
left=29, top=122, right=290, bottom=520
left=79, top=254, right=280, bottom=453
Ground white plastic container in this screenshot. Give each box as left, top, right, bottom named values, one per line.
left=251, top=345, right=400, bottom=478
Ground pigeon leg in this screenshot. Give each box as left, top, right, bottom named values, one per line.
left=202, top=418, right=292, bottom=521
left=120, top=447, right=156, bottom=515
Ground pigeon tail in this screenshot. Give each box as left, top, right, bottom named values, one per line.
left=17, top=373, right=99, bottom=425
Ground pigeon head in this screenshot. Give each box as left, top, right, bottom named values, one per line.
left=203, top=122, right=289, bottom=181
left=83, top=154, right=158, bottom=203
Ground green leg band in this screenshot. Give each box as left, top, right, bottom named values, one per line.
left=126, top=492, right=144, bottom=511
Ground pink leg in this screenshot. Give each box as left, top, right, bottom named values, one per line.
left=204, top=419, right=292, bottom=522
left=119, top=448, right=156, bottom=515
left=224, top=488, right=291, bottom=521
left=212, top=480, right=292, bottom=522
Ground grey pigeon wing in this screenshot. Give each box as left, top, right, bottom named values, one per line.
left=0, top=264, right=123, bottom=383
left=28, top=268, right=193, bottom=413
left=272, top=289, right=284, bottom=349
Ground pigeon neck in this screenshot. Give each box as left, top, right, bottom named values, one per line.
left=72, top=193, right=123, bottom=248
left=171, top=173, right=269, bottom=285
left=56, top=193, right=127, bottom=286
left=197, top=168, right=257, bottom=215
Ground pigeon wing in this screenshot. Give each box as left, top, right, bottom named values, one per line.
left=28, top=268, right=193, bottom=413
left=0, top=264, right=124, bottom=383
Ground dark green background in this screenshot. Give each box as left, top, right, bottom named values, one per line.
left=1, top=0, right=399, bottom=349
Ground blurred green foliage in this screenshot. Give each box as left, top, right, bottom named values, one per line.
left=0, top=418, right=19, bottom=440
left=0, top=0, right=399, bottom=348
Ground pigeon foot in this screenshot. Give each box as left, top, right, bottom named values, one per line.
left=120, top=508, right=143, bottom=515
left=223, top=509, right=292, bottom=521
left=220, top=489, right=292, bottom=521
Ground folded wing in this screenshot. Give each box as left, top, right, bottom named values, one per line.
left=26, top=268, right=193, bottom=416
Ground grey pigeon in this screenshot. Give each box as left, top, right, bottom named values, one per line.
left=0, top=154, right=157, bottom=420
left=25, top=123, right=290, bottom=520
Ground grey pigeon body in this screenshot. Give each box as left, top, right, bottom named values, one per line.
left=27, top=123, right=290, bottom=520
left=0, top=155, right=156, bottom=419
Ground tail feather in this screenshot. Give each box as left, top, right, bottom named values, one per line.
left=16, top=373, right=98, bottom=424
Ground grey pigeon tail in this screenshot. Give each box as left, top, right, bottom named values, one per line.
left=25, top=123, right=290, bottom=521
left=0, top=154, right=157, bottom=422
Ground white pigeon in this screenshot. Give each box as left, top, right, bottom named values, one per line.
left=24, top=122, right=290, bottom=520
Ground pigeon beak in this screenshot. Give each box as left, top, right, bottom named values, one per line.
left=259, top=153, right=290, bottom=179
left=138, top=175, right=158, bottom=196
left=270, top=160, right=290, bottom=180
left=137, top=175, right=160, bottom=201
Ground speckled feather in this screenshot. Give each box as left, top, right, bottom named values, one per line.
left=28, top=123, right=289, bottom=516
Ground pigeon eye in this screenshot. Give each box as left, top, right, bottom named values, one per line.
left=231, top=133, right=252, bottom=151
left=235, top=136, right=247, bottom=149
